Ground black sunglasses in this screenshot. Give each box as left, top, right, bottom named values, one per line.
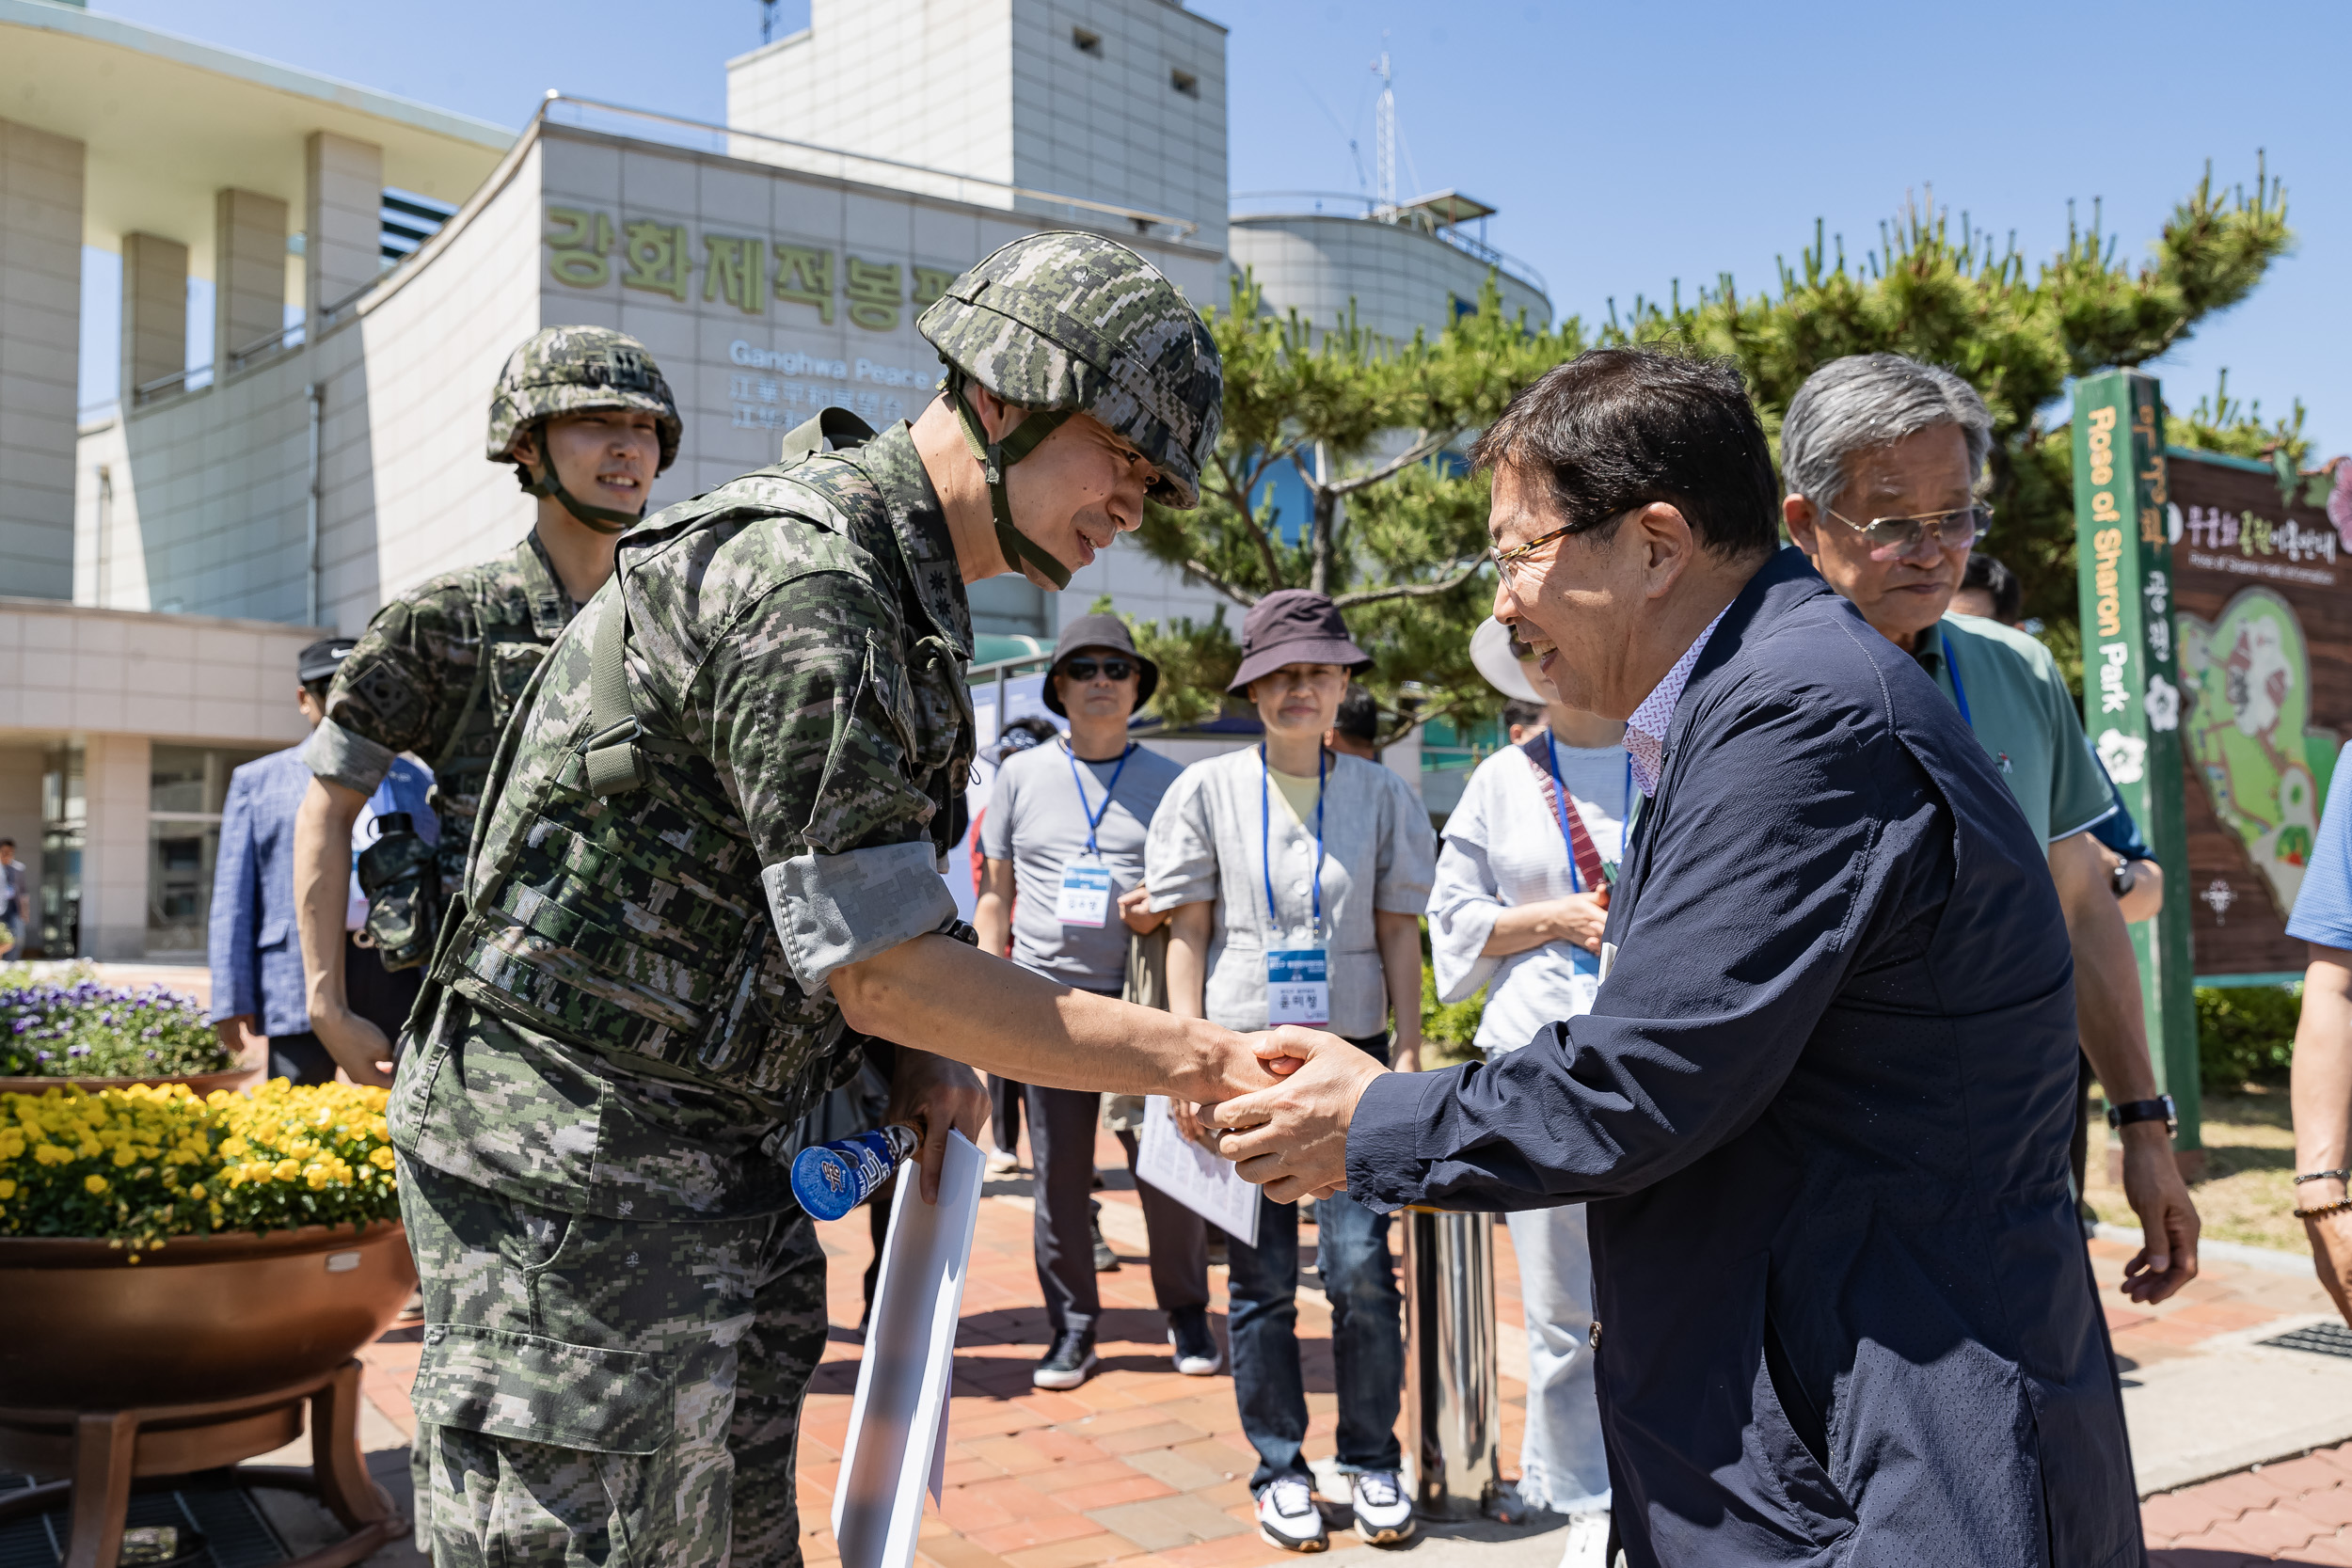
left=1060, top=657, right=1137, bottom=682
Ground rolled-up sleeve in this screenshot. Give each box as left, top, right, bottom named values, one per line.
left=302, top=717, right=397, bottom=798
left=313, top=591, right=473, bottom=794
left=1145, top=770, right=1220, bottom=912
left=1428, top=837, right=1502, bottom=1005
left=695, top=574, right=959, bottom=992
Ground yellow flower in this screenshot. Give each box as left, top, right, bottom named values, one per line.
left=370, top=1147, right=396, bottom=1170
left=188, top=1183, right=205, bottom=1198
left=273, top=1158, right=300, bottom=1182
left=305, top=1164, right=331, bottom=1191
left=84, top=1174, right=108, bottom=1194
left=112, top=1147, right=135, bottom=1167
left=0, top=1180, right=15, bottom=1199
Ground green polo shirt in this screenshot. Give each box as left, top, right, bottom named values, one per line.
left=1913, top=612, right=2116, bottom=847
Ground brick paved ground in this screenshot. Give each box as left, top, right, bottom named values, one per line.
left=2091, top=1234, right=2336, bottom=1371
left=2145, top=1443, right=2352, bottom=1564
left=344, top=1132, right=2343, bottom=1566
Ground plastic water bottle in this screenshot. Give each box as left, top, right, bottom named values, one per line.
left=791, top=1125, right=919, bottom=1221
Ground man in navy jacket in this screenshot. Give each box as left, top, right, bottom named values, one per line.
left=1216, top=350, right=2145, bottom=1565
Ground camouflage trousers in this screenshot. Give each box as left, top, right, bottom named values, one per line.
left=398, top=1158, right=827, bottom=1568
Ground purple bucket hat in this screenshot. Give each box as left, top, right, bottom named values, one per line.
left=1227, top=589, right=1373, bottom=694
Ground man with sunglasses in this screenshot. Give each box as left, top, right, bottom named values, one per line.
left=1780, top=353, right=2199, bottom=1299
left=976, top=613, right=1213, bottom=1389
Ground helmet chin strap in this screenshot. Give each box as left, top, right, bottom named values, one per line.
left=946, top=371, right=1074, bottom=591
left=520, top=443, right=644, bottom=535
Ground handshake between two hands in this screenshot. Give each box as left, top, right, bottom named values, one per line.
left=1181, top=1026, right=1392, bottom=1204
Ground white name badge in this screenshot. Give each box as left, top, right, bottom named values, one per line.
left=1265, top=947, right=1330, bottom=1026
left=1055, top=863, right=1112, bottom=927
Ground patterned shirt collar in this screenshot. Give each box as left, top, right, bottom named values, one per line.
left=1622, top=607, right=1729, bottom=797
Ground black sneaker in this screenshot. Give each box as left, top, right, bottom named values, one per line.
left=1168, top=1311, right=1222, bottom=1376
left=1032, top=1328, right=1097, bottom=1390
left=1091, top=1199, right=1120, bottom=1272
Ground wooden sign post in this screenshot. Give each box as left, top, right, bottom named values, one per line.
left=2071, top=370, right=2201, bottom=1151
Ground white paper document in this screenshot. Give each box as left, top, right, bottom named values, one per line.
left=832, top=1128, right=985, bottom=1568
left=1135, top=1095, right=1262, bottom=1247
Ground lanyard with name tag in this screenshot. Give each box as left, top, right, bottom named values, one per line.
left=1057, top=740, right=1134, bottom=927
left=1260, top=745, right=1329, bottom=1025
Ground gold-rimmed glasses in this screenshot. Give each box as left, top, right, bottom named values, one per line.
left=1824, top=502, right=1992, bottom=562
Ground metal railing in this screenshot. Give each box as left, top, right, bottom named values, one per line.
left=1231, top=189, right=1549, bottom=296
left=541, top=93, right=1202, bottom=243
left=226, top=322, right=306, bottom=373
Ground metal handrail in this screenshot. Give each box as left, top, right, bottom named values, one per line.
left=1231, top=189, right=1548, bottom=296
left=131, top=365, right=213, bottom=406
left=540, top=93, right=1202, bottom=242
left=227, top=322, right=306, bottom=372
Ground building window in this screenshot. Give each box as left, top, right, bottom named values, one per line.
left=40, top=745, right=84, bottom=959
left=1073, top=27, right=1102, bottom=56
left=1170, top=69, right=1200, bottom=99
left=147, top=744, right=264, bottom=958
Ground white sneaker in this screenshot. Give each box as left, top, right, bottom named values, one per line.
left=1254, top=1477, right=1327, bottom=1553
left=1349, top=1470, right=1415, bottom=1545
left=985, top=1148, right=1020, bottom=1175
left=1556, top=1510, right=1611, bottom=1568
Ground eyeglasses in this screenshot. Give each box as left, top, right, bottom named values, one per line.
left=1490, top=507, right=1641, bottom=587
left=1061, top=657, right=1136, bottom=682
left=1824, top=502, right=1992, bottom=561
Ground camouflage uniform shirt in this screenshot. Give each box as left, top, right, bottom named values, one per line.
left=305, top=531, right=580, bottom=895
left=389, top=423, right=976, bottom=1221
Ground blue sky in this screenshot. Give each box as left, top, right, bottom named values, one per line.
left=86, top=0, right=2346, bottom=454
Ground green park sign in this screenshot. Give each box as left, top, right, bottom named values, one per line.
left=2072, top=370, right=2201, bottom=1151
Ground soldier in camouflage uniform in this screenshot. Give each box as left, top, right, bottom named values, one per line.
left=394, top=231, right=1319, bottom=1568
left=293, top=326, right=682, bottom=1085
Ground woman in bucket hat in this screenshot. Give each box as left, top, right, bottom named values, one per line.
left=1143, top=590, right=1436, bottom=1551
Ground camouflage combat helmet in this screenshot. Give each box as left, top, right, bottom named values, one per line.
left=918, top=230, right=1223, bottom=590
left=486, top=325, right=682, bottom=534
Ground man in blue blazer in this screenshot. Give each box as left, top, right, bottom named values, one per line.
left=211, top=638, right=430, bottom=1082
left=1216, top=350, right=2145, bottom=1565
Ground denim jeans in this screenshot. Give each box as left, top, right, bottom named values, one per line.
left=1225, top=1033, right=1404, bottom=1492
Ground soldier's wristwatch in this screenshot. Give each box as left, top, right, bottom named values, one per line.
left=2106, top=1094, right=2177, bottom=1136
left=2110, top=857, right=2138, bottom=899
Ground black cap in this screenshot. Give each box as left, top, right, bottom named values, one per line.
left=298, top=637, right=358, bottom=686
left=1043, top=612, right=1159, bottom=717
left=1227, top=589, right=1371, bottom=693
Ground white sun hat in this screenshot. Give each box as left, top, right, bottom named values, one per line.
left=1470, top=616, right=1549, bottom=705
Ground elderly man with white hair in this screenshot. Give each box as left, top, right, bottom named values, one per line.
left=1780, top=352, right=2200, bottom=1292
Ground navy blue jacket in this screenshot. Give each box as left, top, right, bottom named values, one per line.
left=1347, top=550, right=2140, bottom=1567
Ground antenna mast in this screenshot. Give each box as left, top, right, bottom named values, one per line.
left=1372, top=46, right=1395, bottom=216
left=761, top=0, right=781, bottom=43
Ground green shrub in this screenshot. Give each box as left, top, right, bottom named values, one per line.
left=2196, top=983, right=2298, bottom=1087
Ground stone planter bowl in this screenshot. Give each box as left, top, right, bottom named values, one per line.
left=0, top=1219, right=415, bottom=1409
left=0, top=1066, right=262, bottom=1098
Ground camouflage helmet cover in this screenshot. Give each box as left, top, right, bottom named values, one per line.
left=486, top=325, right=682, bottom=473
left=917, top=231, right=1223, bottom=509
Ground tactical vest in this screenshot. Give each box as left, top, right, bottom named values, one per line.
left=430, top=415, right=972, bottom=1117
left=424, top=537, right=576, bottom=899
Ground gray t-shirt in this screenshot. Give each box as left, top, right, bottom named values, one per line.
left=980, top=737, right=1184, bottom=987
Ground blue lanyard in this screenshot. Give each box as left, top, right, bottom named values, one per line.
left=1062, top=739, right=1134, bottom=859
left=1259, top=745, right=1327, bottom=941
left=1541, top=734, right=1633, bottom=895
left=1941, top=630, right=1972, bottom=728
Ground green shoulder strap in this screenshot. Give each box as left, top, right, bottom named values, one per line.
left=581, top=407, right=878, bottom=797
left=945, top=371, right=1073, bottom=591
